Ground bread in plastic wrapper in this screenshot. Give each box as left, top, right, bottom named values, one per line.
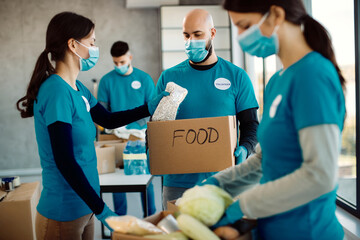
left=152, top=82, right=188, bottom=121
left=106, top=215, right=165, bottom=236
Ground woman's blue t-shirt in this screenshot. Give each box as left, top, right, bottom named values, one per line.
left=257, top=52, right=345, bottom=239
left=33, top=74, right=98, bottom=221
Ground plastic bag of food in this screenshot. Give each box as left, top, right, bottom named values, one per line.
left=152, top=82, right=188, bottom=121
left=106, top=215, right=164, bottom=236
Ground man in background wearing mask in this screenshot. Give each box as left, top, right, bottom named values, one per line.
left=155, top=9, right=259, bottom=209
left=97, top=41, right=156, bottom=216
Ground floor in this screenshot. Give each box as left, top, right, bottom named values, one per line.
left=21, top=174, right=163, bottom=240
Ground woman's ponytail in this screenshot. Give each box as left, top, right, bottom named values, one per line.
left=16, top=50, right=54, bottom=118
left=16, top=12, right=95, bottom=118
left=302, top=15, right=346, bottom=91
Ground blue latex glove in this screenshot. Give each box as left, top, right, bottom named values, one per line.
left=213, top=200, right=243, bottom=228
left=234, top=146, right=247, bottom=164
left=147, top=91, right=170, bottom=115
left=96, top=204, right=118, bottom=232
left=197, top=177, right=220, bottom=187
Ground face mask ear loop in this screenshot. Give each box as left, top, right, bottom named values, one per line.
left=273, top=25, right=280, bottom=34
left=258, top=12, right=269, bottom=27
left=73, top=51, right=82, bottom=60
left=75, top=40, right=90, bottom=49
left=72, top=40, right=84, bottom=60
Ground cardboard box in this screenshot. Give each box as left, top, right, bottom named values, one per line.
left=98, top=134, right=123, bottom=141
left=147, top=116, right=237, bottom=175
left=98, top=133, right=143, bottom=142
left=95, top=145, right=116, bottom=174
left=95, top=140, right=127, bottom=168
left=0, top=182, right=40, bottom=240
left=112, top=211, right=253, bottom=240
left=166, top=200, right=179, bottom=212
left=112, top=211, right=173, bottom=240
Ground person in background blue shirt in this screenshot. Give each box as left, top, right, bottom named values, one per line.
left=199, top=0, right=346, bottom=239
left=16, top=12, right=166, bottom=239
left=97, top=41, right=156, bottom=217
left=155, top=9, right=259, bottom=209
left=98, top=41, right=155, bottom=130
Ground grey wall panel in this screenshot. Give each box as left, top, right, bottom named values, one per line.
left=0, top=0, right=161, bottom=170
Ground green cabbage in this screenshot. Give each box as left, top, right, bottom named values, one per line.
left=177, top=185, right=233, bottom=226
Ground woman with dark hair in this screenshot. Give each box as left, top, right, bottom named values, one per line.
left=198, top=0, right=346, bottom=239
left=16, top=12, right=167, bottom=239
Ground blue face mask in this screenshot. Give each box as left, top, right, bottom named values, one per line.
left=74, top=40, right=99, bottom=71
left=114, top=64, right=129, bottom=75
left=184, top=39, right=210, bottom=63
left=237, top=13, right=279, bottom=58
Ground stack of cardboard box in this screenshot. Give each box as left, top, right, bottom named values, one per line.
left=0, top=182, right=40, bottom=240
left=95, top=134, right=143, bottom=174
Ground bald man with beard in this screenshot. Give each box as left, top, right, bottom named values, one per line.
left=154, top=9, right=259, bottom=209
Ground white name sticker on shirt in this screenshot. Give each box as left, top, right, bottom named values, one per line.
left=82, top=96, right=90, bottom=112
left=269, top=94, right=282, bottom=118
left=131, top=80, right=141, bottom=90
left=214, top=78, right=231, bottom=90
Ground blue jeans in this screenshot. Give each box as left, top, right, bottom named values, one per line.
left=112, top=182, right=156, bottom=217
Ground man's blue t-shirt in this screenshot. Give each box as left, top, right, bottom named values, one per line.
left=257, top=52, right=345, bottom=239
left=97, top=68, right=155, bottom=129
left=156, top=57, right=258, bottom=188
left=34, top=74, right=99, bottom=221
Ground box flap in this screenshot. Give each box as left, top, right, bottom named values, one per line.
left=143, top=210, right=173, bottom=224
left=0, top=189, right=6, bottom=202
left=98, top=134, right=121, bottom=141
left=95, top=140, right=124, bottom=146
left=166, top=200, right=179, bottom=212
left=3, top=182, right=40, bottom=202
